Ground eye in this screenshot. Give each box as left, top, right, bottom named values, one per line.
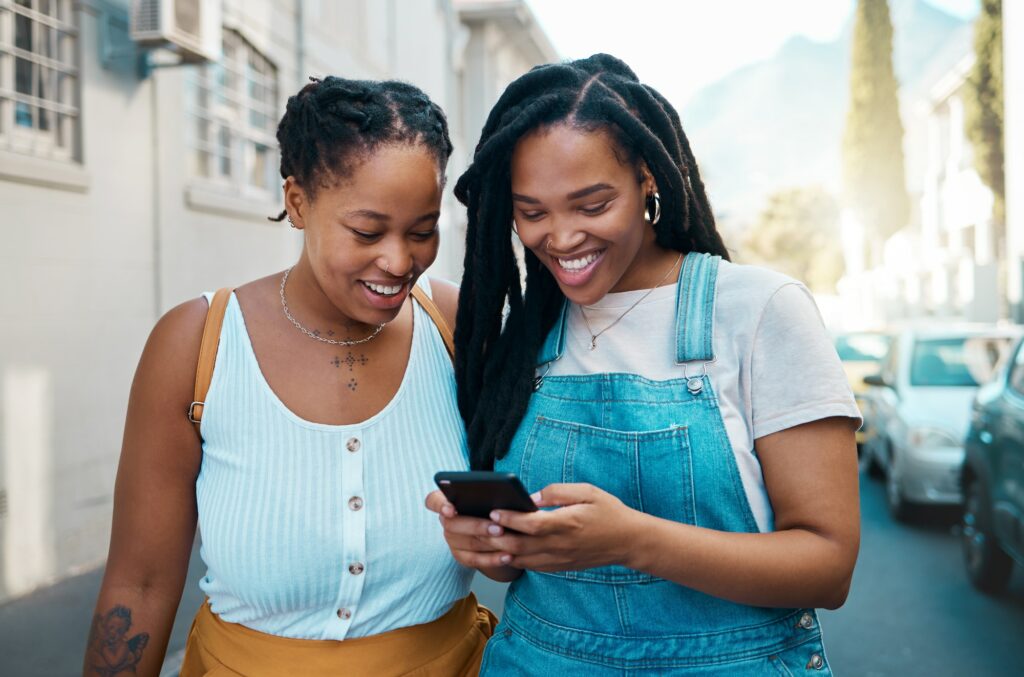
left=580, top=200, right=611, bottom=216
left=518, top=210, right=546, bottom=222
left=411, top=226, right=439, bottom=241
left=350, top=228, right=382, bottom=241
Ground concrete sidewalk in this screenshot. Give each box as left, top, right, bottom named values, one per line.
left=0, top=544, right=207, bottom=677
left=0, top=543, right=508, bottom=677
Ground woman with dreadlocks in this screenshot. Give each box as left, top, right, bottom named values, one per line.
left=85, top=76, right=494, bottom=677
left=427, top=54, right=861, bottom=674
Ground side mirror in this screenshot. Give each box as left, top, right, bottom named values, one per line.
left=863, top=373, right=888, bottom=387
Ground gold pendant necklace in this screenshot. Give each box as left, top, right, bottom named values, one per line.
left=578, top=253, right=682, bottom=350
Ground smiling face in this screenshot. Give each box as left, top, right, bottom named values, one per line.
left=286, top=143, right=443, bottom=326
left=509, top=123, right=677, bottom=306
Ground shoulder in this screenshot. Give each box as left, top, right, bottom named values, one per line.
left=715, top=260, right=815, bottom=323
left=135, top=296, right=212, bottom=403
left=424, top=276, right=459, bottom=330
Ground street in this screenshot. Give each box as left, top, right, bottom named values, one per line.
left=2, top=471, right=1022, bottom=676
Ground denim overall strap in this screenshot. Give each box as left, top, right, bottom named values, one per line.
left=536, top=300, right=569, bottom=366
left=674, top=252, right=720, bottom=363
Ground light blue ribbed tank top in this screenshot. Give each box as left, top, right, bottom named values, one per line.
left=196, top=278, right=473, bottom=641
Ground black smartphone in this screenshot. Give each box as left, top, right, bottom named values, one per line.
left=434, top=471, right=538, bottom=519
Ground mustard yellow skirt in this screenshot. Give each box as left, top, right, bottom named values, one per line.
left=179, top=595, right=497, bottom=677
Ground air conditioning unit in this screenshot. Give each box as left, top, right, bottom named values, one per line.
left=130, top=0, right=221, bottom=63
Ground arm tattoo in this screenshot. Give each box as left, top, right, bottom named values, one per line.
left=85, top=605, right=150, bottom=676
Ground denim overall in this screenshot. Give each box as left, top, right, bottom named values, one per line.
left=481, top=253, right=831, bottom=675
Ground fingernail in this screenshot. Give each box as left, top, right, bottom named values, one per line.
left=442, top=506, right=455, bottom=517
left=489, top=510, right=500, bottom=522
left=500, top=554, right=512, bottom=564
left=487, top=524, right=502, bottom=536
left=531, top=491, right=542, bottom=502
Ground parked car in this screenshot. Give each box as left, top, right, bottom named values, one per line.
left=961, top=336, right=1024, bottom=593
left=833, top=331, right=893, bottom=458
left=861, top=326, right=1020, bottom=521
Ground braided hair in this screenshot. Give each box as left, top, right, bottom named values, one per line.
left=270, top=76, right=453, bottom=221
left=455, top=53, right=730, bottom=470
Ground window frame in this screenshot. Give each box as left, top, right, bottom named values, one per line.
left=0, top=0, right=80, bottom=163
left=185, top=27, right=279, bottom=205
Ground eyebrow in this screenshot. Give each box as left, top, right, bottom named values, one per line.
left=511, top=183, right=615, bottom=205
left=343, top=209, right=440, bottom=225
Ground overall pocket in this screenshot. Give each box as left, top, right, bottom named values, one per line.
left=518, top=416, right=695, bottom=583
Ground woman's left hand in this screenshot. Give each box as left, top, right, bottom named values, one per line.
left=484, top=483, right=642, bottom=572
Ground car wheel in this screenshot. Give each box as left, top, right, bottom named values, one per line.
left=886, top=464, right=911, bottom=522
left=961, top=477, right=1014, bottom=594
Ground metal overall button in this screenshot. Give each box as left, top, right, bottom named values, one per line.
left=807, top=653, right=825, bottom=670
left=681, top=360, right=713, bottom=396
left=797, top=611, right=815, bottom=630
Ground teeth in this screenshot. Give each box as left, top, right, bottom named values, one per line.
left=364, top=282, right=403, bottom=295
left=557, top=251, right=601, bottom=271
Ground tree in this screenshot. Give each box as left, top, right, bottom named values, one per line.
left=742, top=186, right=845, bottom=294
left=965, top=0, right=1004, bottom=226
left=842, top=0, right=909, bottom=265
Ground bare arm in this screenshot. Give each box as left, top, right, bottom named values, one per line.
left=83, top=299, right=208, bottom=677
left=485, top=417, right=860, bottom=609
left=625, top=417, right=860, bottom=608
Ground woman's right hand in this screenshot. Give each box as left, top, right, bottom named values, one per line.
left=424, top=491, right=522, bottom=582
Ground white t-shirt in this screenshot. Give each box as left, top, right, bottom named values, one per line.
left=547, top=260, right=862, bottom=532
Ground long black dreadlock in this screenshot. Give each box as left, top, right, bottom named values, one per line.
left=454, top=53, right=730, bottom=470
left=269, top=75, right=453, bottom=221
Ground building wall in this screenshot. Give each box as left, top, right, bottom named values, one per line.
left=0, top=0, right=553, bottom=603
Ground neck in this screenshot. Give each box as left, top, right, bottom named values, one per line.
left=284, top=258, right=380, bottom=337
left=611, top=239, right=683, bottom=293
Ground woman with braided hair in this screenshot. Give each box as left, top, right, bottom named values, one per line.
left=85, top=76, right=494, bottom=677
left=426, top=54, right=862, bottom=674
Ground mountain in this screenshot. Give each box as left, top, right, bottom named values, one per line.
left=682, top=0, right=970, bottom=226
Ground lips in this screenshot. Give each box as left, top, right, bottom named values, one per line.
left=359, top=279, right=411, bottom=310
left=549, top=248, right=606, bottom=287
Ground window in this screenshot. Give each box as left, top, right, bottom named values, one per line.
left=910, top=336, right=1016, bottom=388
left=0, top=0, right=80, bottom=161
left=186, top=29, right=277, bottom=195
left=835, top=333, right=893, bottom=364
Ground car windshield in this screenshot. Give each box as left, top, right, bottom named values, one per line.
left=910, top=336, right=1015, bottom=387
left=835, top=333, right=891, bottom=362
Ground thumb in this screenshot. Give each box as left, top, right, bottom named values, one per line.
left=535, top=483, right=598, bottom=507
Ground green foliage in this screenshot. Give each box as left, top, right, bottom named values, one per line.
left=742, top=187, right=845, bottom=293
left=842, top=0, right=909, bottom=261
left=965, top=0, right=1004, bottom=225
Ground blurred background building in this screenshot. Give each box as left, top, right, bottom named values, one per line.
left=0, top=0, right=555, bottom=604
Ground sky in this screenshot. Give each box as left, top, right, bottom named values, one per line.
left=526, top=0, right=980, bottom=109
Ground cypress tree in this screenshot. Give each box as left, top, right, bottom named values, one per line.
left=965, top=0, right=1003, bottom=227
left=842, top=0, right=909, bottom=265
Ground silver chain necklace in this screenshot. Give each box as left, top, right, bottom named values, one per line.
left=578, top=253, right=682, bottom=351
left=279, top=267, right=386, bottom=346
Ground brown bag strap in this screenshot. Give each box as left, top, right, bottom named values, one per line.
left=189, top=288, right=234, bottom=427
left=411, top=285, right=454, bottom=362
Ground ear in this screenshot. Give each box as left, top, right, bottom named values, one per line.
left=637, top=161, right=657, bottom=197
left=283, top=176, right=309, bottom=229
